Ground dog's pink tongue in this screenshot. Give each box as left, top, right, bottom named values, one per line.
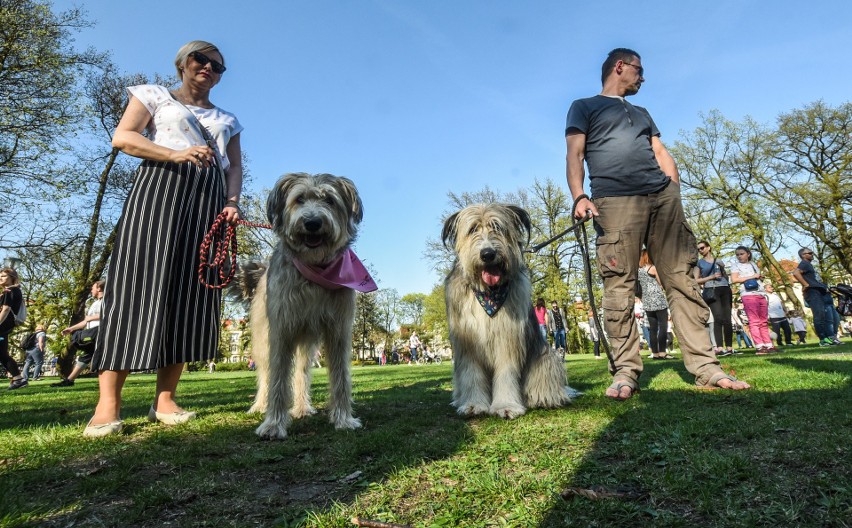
left=482, top=270, right=501, bottom=287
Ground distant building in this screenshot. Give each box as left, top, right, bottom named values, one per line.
left=222, top=319, right=249, bottom=363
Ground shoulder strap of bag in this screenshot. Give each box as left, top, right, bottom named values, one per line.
left=701, top=258, right=717, bottom=278
left=168, top=93, right=227, bottom=187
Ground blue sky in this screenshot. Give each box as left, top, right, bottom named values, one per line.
left=62, top=0, right=852, bottom=295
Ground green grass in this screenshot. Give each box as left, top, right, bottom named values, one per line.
left=1, top=343, right=850, bottom=527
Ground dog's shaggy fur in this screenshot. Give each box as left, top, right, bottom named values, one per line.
left=234, top=173, right=364, bottom=440
left=442, top=204, right=573, bottom=419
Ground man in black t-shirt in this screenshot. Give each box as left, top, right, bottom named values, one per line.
left=791, top=247, right=841, bottom=345
left=565, top=48, right=750, bottom=399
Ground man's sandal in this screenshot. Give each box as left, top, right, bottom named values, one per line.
left=695, top=373, right=741, bottom=391
left=605, top=380, right=639, bottom=400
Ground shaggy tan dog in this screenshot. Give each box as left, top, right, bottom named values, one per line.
left=235, top=173, right=366, bottom=440
left=442, top=204, right=573, bottom=419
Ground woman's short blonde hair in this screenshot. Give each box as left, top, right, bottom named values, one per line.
left=174, top=40, right=224, bottom=77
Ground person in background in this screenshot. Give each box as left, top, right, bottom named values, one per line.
left=729, top=246, right=774, bottom=354
left=588, top=309, right=603, bottom=360
left=408, top=331, right=421, bottom=364
left=637, top=250, right=673, bottom=360
left=53, top=281, right=104, bottom=388
left=0, top=268, right=27, bottom=389
left=633, top=297, right=651, bottom=351
left=695, top=241, right=734, bottom=356
left=791, top=247, right=841, bottom=346
left=764, top=284, right=792, bottom=348
left=22, top=324, right=47, bottom=382
left=549, top=301, right=568, bottom=356
left=534, top=298, right=549, bottom=345
left=732, top=304, right=752, bottom=349
left=788, top=310, right=807, bottom=345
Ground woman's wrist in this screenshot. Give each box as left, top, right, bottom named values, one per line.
left=225, top=199, right=240, bottom=208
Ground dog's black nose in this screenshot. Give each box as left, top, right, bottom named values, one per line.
left=304, top=218, right=322, bottom=232
left=480, top=248, right=496, bottom=262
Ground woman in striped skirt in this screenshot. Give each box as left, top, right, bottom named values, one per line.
left=84, top=41, right=243, bottom=437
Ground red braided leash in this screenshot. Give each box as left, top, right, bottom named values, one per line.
left=198, top=212, right=272, bottom=289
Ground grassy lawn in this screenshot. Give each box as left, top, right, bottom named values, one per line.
left=1, top=343, right=850, bottom=527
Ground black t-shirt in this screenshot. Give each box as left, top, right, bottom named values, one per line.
left=797, top=260, right=828, bottom=291
left=565, top=95, right=670, bottom=198
left=0, top=286, right=22, bottom=332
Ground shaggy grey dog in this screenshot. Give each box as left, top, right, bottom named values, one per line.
left=442, top=204, right=573, bottom=419
left=235, top=173, right=364, bottom=440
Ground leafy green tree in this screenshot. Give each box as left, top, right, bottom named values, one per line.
left=399, top=292, right=426, bottom=326
left=422, top=283, right=448, bottom=344
left=0, top=0, right=104, bottom=188
left=526, top=178, right=576, bottom=304
left=353, top=291, right=382, bottom=360
left=765, top=100, right=852, bottom=280
left=671, top=111, right=802, bottom=310
left=374, top=288, right=401, bottom=352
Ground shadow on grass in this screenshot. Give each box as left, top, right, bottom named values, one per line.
left=539, top=349, right=852, bottom=527
left=0, top=366, right=470, bottom=527
left=3, top=349, right=850, bottom=527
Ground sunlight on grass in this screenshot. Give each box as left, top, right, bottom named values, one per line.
left=0, top=345, right=849, bottom=526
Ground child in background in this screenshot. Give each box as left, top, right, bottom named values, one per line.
left=788, top=310, right=807, bottom=344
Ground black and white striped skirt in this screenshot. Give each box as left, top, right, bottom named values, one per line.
left=93, top=160, right=225, bottom=371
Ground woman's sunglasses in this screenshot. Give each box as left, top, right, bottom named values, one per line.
left=190, top=51, right=226, bottom=74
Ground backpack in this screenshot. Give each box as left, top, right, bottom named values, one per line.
left=13, top=301, right=26, bottom=326
left=19, top=332, right=37, bottom=350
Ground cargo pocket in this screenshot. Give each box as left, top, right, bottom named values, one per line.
left=601, top=294, right=632, bottom=338
left=680, top=221, right=699, bottom=266
left=595, top=231, right=626, bottom=278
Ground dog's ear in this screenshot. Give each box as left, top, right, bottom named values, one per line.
left=507, top=205, right=532, bottom=245
left=441, top=211, right=460, bottom=249
left=267, top=173, right=304, bottom=229
left=332, top=176, right=363, bottom=225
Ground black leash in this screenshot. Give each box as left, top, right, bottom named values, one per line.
left=526, top=194, right=615, bottom=372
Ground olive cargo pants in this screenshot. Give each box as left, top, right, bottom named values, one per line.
left=593, top=181, right=725, bottom=387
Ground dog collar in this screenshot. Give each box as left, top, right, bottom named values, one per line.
left=292, top=248, right=378, bottom=293
left=474, top=283, right=509, bottom=317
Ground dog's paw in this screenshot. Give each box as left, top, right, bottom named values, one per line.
left=565, top=386, right=583, bottom=399
left=333, top=415, right=362, bottom=430
left=454, top=402, right=489, bottom=416
left=247, top=402, right=267, bottom=414
left=255, top=418, right=289, bottom=440
left=489, top=402, right=526, bottom=420
left=290, top=404, right=317, bottom=419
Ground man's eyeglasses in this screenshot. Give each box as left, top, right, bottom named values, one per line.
left=190, top=51, right=226, bottom=74
left=622, top=61, right=644, bottom=77
left=802, top=252, right=813, bottom=256
left=697, top=246, right=707, bottom=251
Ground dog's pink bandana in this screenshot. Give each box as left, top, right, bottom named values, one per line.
left=292, top=248, right=378, bottom=292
